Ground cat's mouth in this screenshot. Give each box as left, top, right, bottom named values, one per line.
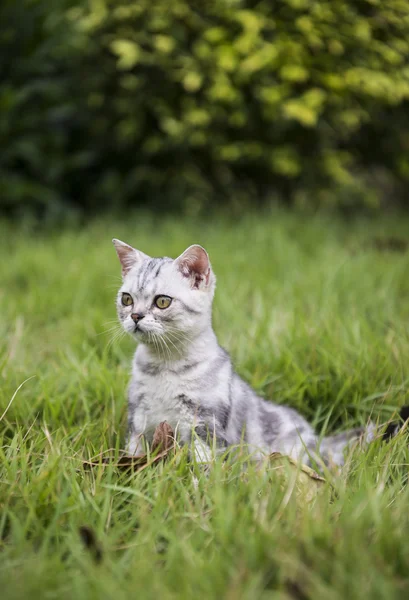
left=132, top=326, right=147, bottom=341
left=132, top=324, right=150, bottom=338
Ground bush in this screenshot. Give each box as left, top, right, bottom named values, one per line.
left=1, top=0, right=409, bottom=217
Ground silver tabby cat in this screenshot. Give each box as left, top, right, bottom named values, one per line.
left=113, top=239, right=370, bottom=466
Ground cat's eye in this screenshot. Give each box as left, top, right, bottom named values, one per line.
left=121, top=293, right=133, bottom=306
left=154, top=295, right=172, bottom=309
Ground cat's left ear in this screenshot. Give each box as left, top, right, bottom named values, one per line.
left=112, top=239, right=149, bottom=277
left=175, top=245, right=212, bottom=290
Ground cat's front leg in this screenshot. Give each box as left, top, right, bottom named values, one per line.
left=126, top=431, right=146, bottom=455
left=126, top=407, right=148, bottom=455
left=190, top=423, right=229, bottom=464
left=192, top=438, right=213, bottom=464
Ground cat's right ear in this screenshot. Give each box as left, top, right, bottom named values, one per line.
left=112, top=239, right=149, bottom=277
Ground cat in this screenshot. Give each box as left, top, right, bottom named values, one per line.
left=111, top=240, right=401, bottom=466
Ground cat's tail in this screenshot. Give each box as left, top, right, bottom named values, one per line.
left=318, top=406, right=409, bottom=467
left=381, top=405, right=409, bottom=441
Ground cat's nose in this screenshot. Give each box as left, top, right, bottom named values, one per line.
left=131, top=313, right=145, bottom=323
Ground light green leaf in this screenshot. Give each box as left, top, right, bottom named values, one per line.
left=110, top=39, right=140, bottom=70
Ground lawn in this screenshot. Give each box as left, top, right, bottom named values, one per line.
left=1, top=210, right=409, bottom=599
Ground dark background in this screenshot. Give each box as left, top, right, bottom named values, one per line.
left=1, top=0, right=409, bottom=221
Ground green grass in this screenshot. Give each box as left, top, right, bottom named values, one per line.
left=1, top=210, right=409, bottom=599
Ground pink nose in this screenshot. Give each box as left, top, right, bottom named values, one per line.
left=131, top=313, right=145, bottom=323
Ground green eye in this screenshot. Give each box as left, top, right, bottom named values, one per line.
left=121, top=293, right=133, bottom=306
left=155, top=295, right=172, bottom=309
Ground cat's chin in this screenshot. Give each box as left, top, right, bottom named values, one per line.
left=130, top=328, right=145, bottom=339
left=130, top=328, right=154, bottom=343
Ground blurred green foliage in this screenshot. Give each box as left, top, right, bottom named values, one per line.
left=1, top=0, right=409, bottom=217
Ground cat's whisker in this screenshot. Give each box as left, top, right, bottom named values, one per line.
left=153, top=333, right=162, bottom=359
left=106, top=333, right=119, bottom=350
left=151, top=332, right=159, bottom=356
left=164, top=324, right=191, bottom=335
left=164, top=335, right=191, bottom=355
left=155, top=333, right=165, bottom=360
left=149, top=331, right=160, bottom=356
left=162, top=338, right=171, bottom=363
left=164, top=327, right=193, bottom=345
left=164, top=326, right=192, bottom=340
left=105, top=327, right=126, bottom=351
left=98, top=325, right=122, bottom=337
left=158, top=333, right=172, bottom=363
left=165, top=332, right=193, bottom=352
left=162, top=333, right=182, bottom=356
left=166, top=330, right=192, bottom=345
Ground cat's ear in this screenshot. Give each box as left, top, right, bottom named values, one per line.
left=112, top=239, right=149, bottom=277
left=175, top=245, right=212, bottom=290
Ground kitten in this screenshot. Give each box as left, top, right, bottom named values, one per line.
left=112, top=240, right=375, bottom=466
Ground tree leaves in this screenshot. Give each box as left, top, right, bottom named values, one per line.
left=1, top=0, right=409, bottom=216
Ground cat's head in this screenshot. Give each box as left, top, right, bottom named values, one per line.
left=113, top=239, right=216, bottom=350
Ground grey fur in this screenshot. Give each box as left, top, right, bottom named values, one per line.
left=113, top=240, right=373, bottom=465
left=178, top=300, right=201, bottom=315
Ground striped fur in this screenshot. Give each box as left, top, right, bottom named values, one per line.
left=112, top=240, right=372, bottom=466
